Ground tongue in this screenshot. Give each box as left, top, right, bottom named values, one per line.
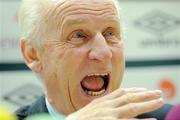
left=81, top=76, right=104, bottom=91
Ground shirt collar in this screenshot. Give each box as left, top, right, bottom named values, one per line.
left=45, top=97, right=65, bottom=120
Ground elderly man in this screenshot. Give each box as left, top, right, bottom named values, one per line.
left=16, top=0, right=172, bottom=120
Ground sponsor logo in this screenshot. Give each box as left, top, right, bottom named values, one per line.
left=3, top=84, right=42, bottom=106
left=159, top=79, right=176, bottom=100
left=134, top=10, right=180, bottom=48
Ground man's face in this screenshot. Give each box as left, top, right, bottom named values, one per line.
left=40, top=0, right=125, bottom=114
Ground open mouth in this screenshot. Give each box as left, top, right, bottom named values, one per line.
left=81, top=73, right=110, bottom=96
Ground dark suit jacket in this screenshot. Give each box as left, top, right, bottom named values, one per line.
left=15, top=96, right=172, bottom=120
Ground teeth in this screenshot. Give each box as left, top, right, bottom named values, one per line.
left=85, top=89, right=105, bottom=96
left=87, top=73, right=108, bottom=77
left=83, top=73, right=109, bottom=96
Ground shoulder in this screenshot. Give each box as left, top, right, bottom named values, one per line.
left=136, top=104, right=173, bottom=120
left=15, top=95, right=48, bottom=120
left=15, top=105, right=30, bottom=120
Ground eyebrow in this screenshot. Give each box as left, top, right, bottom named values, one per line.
left=107, top=17, right=120, bottom=24
left=60, top=16, right=121, bottom=38
left=64, top=18, right=88, bottom=26
left=64, top=16, right=120, bottom=27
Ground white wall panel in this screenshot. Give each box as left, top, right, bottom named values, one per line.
left=0, top=0, right=22, bottom=63
left=0, top=71, right=43, bottom=111
left=122, top=66, right=180, bottom=105
left=119, top=0, right=180, bottom=60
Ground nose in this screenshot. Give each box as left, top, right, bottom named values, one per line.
left=88, top=33, right=112, bottom=62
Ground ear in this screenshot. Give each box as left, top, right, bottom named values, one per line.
left=20, top=39, right=42, bottom=73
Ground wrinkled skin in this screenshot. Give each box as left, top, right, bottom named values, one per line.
left=20, top=0, right=164, bottom=119
left=21, top=0, right=125, bottom=114
left=41, top=0, right=124, bottom=114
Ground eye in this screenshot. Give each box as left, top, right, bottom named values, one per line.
left=68, top=30, right=88, bottom=45
left=103, top=28, right=121, bottom=44
left=104, top=28, right=116, bottom=37
left=105, top=31, right=114, bottom=36
left=72, top=31, right=86, bottom=39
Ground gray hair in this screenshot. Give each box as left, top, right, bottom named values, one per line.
left=18, top=0, right=121, bottom=49
left=18, top=0, right=48, bottom=48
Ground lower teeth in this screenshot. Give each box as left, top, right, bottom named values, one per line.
left=85, top=89, right=105, bottom=96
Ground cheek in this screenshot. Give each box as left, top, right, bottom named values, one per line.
left=63, top=47, right=89, bottom=69
left=112, top=44, right=124, bottom=62
left=57, top=47, right=88, bottom=78
left=73, top=47, right=88, bottom=57
left=111, top=46, right=125, bottom=89
left=62, top=43, right=89, bottom=58
left=114, top=46, right=125, bottom=73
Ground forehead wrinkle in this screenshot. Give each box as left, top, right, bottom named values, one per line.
left=60, top=8, right=116, bottom=21
left=46, top=1, right=65, bottom=20
left=51, top=0, right=116, bottom=19
left=47, top=0, right=118, bottom=35
left=45, top=0, right=117, bottom=22
left=54, top=2, right=116, bottom=20
left=56, top=7, right=117, bottom=29
left=57, top=9, right=117, bottom=28
left=43, top=1, right=65, bottom=31
left=60, top=13, right=120, bottom=31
